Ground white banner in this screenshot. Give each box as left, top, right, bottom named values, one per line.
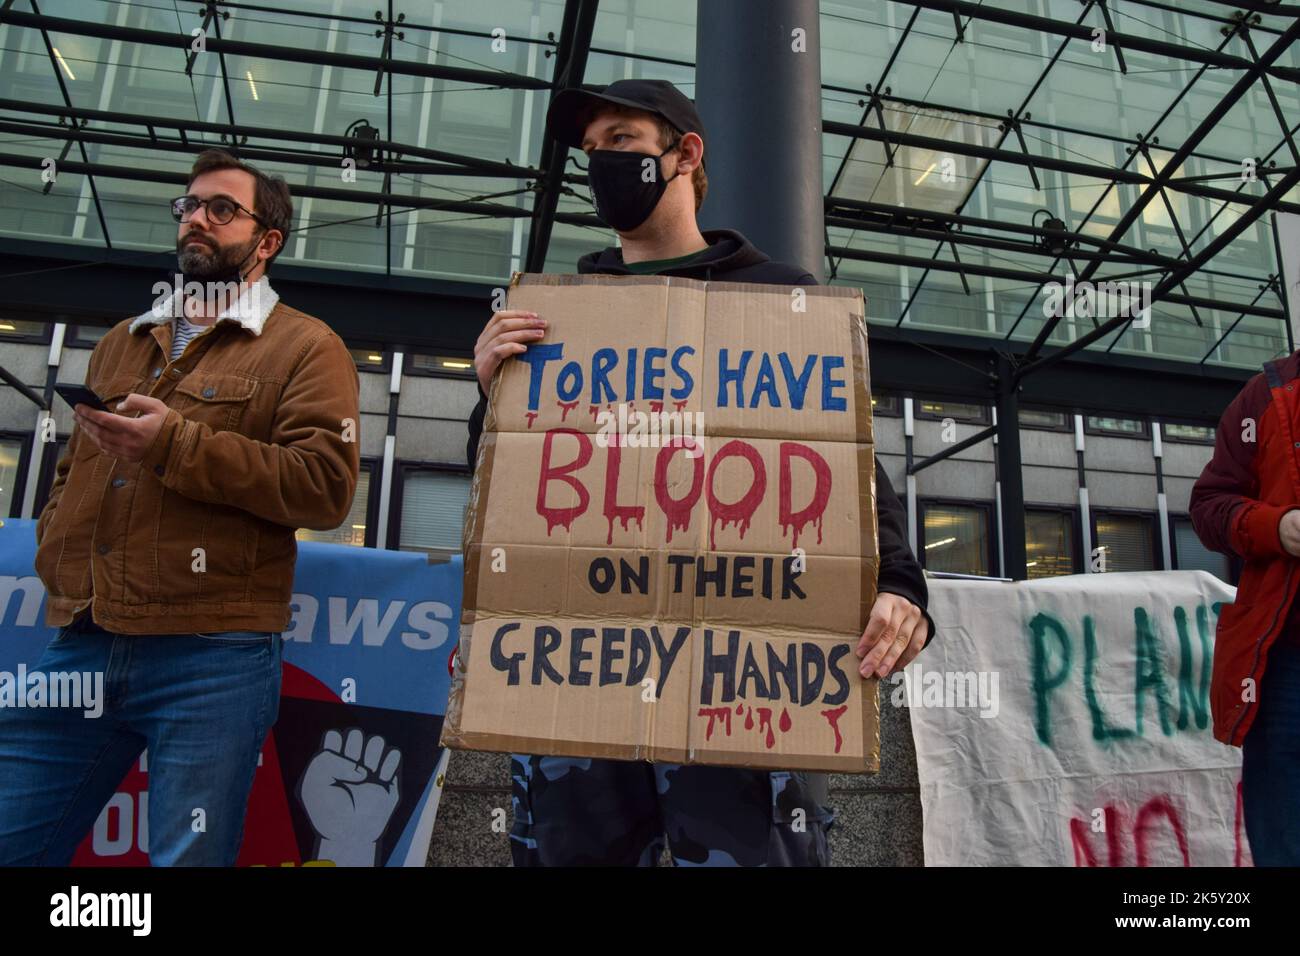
left=911, top=571, right=1251, bottom=866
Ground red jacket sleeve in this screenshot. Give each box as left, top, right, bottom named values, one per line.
left=1190, top=372, right=1293, bottom=560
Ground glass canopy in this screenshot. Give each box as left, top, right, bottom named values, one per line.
left=0, top=0, right=1297, bottom=370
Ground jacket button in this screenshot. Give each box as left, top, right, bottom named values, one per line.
left=111, top=477, right=126, bottom=488
left=202, top=386, right=216, bottom=398
left=151, top=367, right=162, bottom=379
left=96, top=544, right=110, bottom=555
left=154, top=464, right=165, bottom=476
left=169, top=368, right=182, bottom=379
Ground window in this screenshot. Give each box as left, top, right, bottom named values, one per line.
left=915, top=398, right=990, bottom=425
left=870, top=390, right=900, bottom=417
left=1093, top=511, right=1158, bottom=572
left=920, top=501, right=992, bottom=575
left=406, top=353, right=476, bottom=379
left=296, top=460, right=377, bottom=548
left=1172, top=516, right=1230, bottom=583
left=1019, top=406, right=1070, bottom=431
left=349, top=347, right=389, bottom=373
left=0, top=317, right=49, bottom=343
left=69, top=325, right=111, bottom=347
left=1085, top=415, right=1149, bottom=438
left=1162, top=421, right=1215, bottom=444
left=0, top=435, right=30, bottom=518
left=1025, top=509, right=1075, bottom=578
left=394, top=466, right=472, bottom=552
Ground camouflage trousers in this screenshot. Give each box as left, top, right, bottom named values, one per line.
left=509, top=754, right=835, bottom=866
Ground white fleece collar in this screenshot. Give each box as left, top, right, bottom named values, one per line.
left=129, top=275, right=279, bottom=336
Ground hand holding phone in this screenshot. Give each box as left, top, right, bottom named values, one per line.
left=53, top=383, right=110, bottom=414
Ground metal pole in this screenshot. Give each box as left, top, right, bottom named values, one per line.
left=994, top=353, right=1027, bottom=579
left=695, top=0, right=824, bottom=280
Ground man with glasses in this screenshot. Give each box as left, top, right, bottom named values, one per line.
left=0, top=148, right=361, bottom=866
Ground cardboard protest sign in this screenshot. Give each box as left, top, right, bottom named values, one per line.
left=443, top=274, right=880, bottom=771
left=914, top=571, right=1250, bottom=866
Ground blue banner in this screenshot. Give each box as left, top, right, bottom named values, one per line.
left=0, top=518, right=459, bottom=866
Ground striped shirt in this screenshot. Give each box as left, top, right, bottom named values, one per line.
left=170, top=315, right=210, bottom=362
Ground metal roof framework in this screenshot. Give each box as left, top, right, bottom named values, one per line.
left=0, top=0, right=1297, bottom=375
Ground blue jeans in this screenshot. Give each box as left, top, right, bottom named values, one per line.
left=1242, top=639, right=1300, bottom=866
left=0, top=618, right=282, bottom=866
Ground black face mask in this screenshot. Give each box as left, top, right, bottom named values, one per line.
left=586, top=144, right=680, bottom=232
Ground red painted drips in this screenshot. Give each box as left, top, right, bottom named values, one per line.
left=778, top=442, right=832, bottom=550
left=821, top=704, right=848, bottom=754
left=698, top=706, right=733, bottom=740
left=757, top=707, right=775, bottom=749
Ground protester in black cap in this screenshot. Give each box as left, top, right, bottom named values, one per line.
left=467, top=78, right=934, bottom=867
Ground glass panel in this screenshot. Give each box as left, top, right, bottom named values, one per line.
left=350, top=347, right=385, bottom=369
left=409, top=353, right=475, bottom=376
left=72, top=324, right=110, bottom=344
left=1087, top=415, right=1146, bottom=436
left=923, top=504, right=989, bottom=575
left=0, top=318, right=45, bottom=337
left=870, top=391, right=899, bottom=415
left=0, top=438, right=24, bottom=517
left=1025, top=509, right=1074, bottom=579
left=399, top=470, right=471, bottom=552
left=1173, top=517, right=1229, bottom=582
left=0, top=0, right=1293, bottom=372
left=297, top=468, right=369, bottom=547
left=1164, top=421, right=1215, bottom=443
left=1094, top=513, right=1155, bottom=572
left=1020, top=407, right=1067, bottom=429
left=917, top=398, right=989, bottom=423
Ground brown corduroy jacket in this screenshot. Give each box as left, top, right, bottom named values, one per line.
left=35, top=278, right=360, bottom=634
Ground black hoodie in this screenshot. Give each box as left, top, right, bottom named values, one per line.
left=466, top=228, right=934, bottom=646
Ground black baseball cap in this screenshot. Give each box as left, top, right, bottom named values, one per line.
left=547, top=78, right=706, bottom=160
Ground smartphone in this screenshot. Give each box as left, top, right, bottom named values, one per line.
left=53, top=383, right=110, bottom=414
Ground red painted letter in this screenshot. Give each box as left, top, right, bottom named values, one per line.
left=603, top=436, right=645, bottom=544
left=706, top=439, right=765, bottom=550
left=537, top=428, right=592, bottom=535
left=655, top=439, right=704, bottom=544
left=779, top=442, right=832, bottom=550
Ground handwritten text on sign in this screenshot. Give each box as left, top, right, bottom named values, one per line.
left=451, top=276, right=877, bottom=771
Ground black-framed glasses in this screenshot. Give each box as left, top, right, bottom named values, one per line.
left=170, top=194, right=266, bottom=227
